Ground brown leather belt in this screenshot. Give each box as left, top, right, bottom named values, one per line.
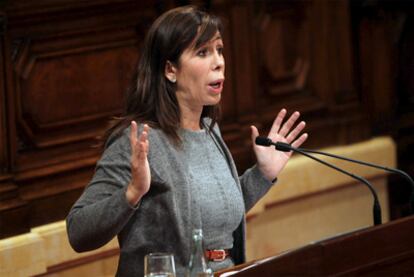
left=204, top=249, right=231, bottom=262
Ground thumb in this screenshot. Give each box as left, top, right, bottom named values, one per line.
left=250, top=125, right=259, bottom=144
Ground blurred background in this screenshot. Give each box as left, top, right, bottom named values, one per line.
left=0, top=0, right=413, bottom=276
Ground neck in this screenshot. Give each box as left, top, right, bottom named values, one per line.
left=179, top=103, right=203, bottom=131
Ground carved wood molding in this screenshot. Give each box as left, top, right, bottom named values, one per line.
left=12, top=28, right=138, bottom=148
left=254, top=1, right=311, bottom=98
left=0, top=174, right=29, bottom=239
left=0, top=1, right=160, bottom=237
left=217, top=0, right=368, bottom=171
left=5, top=0, right=157, bottom=32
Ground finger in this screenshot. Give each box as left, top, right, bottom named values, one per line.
left=130, top=121, right=138, bottom=155
left=250, top=125, right=259, bottom=146
left=137, top=124, right=150, bottom=157
left=138, top=124, right=149, bottom=142
left=285, top=121, right=306, bottom=144
left=137, top=141, right=148, bottom=162
left=291, top=133, right=308, bottom=148
left=130, top=121, right=140, bottom=171
left=142, top=123, right=150, bottom=134
left=278, top=111, right=300, bottom=137
left=130, top=121, right=138, bottom=142
left=269, top=109, right=287, bottom=135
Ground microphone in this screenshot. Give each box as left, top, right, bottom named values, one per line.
left=255, top=136, right=382, bottom=225
left=254, top=137, right=291, bottom=152
left=255, top=136, right=274, bottom=147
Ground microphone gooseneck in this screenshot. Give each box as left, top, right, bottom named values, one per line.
left=289, top=147, right=382, bottom=226
left=255, top=136, right=382, bottom=226
left=294, top=147, right=414, bottom=214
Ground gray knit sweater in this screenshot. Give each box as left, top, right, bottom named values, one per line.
left=181, top=128, right=245, bottom=272
left=66, top=120, right=274, bottom=276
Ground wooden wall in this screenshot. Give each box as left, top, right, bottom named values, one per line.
left=351, top=0, right=414, bottom=218
left=0, top=0, right=413, bottom=238
left=0, top=0, right=160, bottom=238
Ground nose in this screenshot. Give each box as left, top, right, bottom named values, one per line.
left=213, top=50, right=225, bottom=71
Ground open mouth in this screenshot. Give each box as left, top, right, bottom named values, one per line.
left=209, top=81, right=221, bottom=89
left=208, top=79, right=224, bottom=90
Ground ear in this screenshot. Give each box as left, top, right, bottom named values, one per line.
left=165, top=61, right=177, bottom=83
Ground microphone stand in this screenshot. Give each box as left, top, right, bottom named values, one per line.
left=276, top=143, right=382, bottom=226
left=292, top=145, right=414, bottom=215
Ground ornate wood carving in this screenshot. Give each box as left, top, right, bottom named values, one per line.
left=255, top=1, right=310, bottom=97
left=214, top=0, right=369, bottom=172
left=13, top=30, right=137, bottom=147
left=0, top=0, right=159, bottom=238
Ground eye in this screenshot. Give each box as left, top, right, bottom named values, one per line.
left=196, top=48, right=208, bottom=57
left=217, top=46, right=224, bottom=55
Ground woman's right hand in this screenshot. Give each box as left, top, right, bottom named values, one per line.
left=126, top=121, right=151, bottom=206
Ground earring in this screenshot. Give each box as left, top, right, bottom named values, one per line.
left=170, top=77, right=176, bottom=83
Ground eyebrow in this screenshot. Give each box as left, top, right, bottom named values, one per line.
left=191, top=33, right=223, bottom=51
left=212, top=34, right=222, bottom=41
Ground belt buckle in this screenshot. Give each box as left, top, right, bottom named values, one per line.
left=212, top=249, right=226, bottom=262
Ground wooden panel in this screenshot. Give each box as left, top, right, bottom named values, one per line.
left=10, top=22, right=144, bottom=176
left=254, top=1, right=311, bottom=98
left=0, top=178, right=30, bottom=238
left=0, top=0, right=159, bottom=237
left=13, top=30, right=137, bottom=149
left=5, top=0, right=158, bottom=164
left=252, top=0, right=321, bottom=124
left=352, top=0, right=414, bottom=218
left=393, top=10, right=414, bottom=218
left=1, top=11, right=30, bottom=238
left=220, top=0, right=370, bottom=172
left=0, top=13, right=8, bottom=172
left=230, top=3, right=256, bottom=118
left=250, top=0, right=365, bottom=139
left=5, top=7, right=150, bottom=221
left=217, top=216, right=414, bottom=276
left=358, top=10, right=394, bottom=134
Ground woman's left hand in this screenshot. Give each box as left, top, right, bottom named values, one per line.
left=251, top=108, right=308, bottom=182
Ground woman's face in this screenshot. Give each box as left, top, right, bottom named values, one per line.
left=170, top=32, right=225, bottom=112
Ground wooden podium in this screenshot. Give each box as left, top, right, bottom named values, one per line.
left=216, top=216, right=414, bottom=276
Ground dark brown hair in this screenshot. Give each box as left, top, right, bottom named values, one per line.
left=104, top=6, right=223, bottom=146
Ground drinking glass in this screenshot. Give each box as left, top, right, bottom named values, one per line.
left=144, top=253, right=176, bottom=277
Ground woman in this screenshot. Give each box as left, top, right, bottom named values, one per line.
left=66, top=5, right=308, bottom=276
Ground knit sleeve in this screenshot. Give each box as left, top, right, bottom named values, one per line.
left=239, top=164, right=275, bottom=211
left=66, top=130, right=139, bottom=252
